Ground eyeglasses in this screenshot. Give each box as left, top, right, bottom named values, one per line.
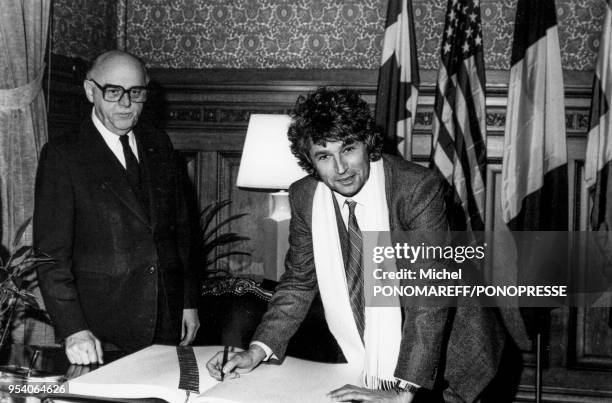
left=88, top=79, right=149, bottom=103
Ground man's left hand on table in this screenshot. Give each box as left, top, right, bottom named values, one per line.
left=328, top=384, right=415, bottom=403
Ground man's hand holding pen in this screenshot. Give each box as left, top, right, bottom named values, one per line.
left=206, top=344, right=266, bottom=381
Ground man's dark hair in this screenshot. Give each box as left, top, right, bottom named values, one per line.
left=288, top=87, right=383, bottom=176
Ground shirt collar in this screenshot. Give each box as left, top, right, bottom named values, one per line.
left=91, top=108, right=134, bottom=141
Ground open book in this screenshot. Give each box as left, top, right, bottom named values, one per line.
left=66, top=345, right=361, bottom=403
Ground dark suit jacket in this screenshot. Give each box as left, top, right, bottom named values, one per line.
left=253, top=154, right=505, bottom=402
left=34, top=118, right=198, bottom=352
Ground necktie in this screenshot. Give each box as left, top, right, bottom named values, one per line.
left=119, top=134, right=140, bottom=186
left=345, top=200, right=365, bottom=342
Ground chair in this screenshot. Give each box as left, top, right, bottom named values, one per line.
left=197, top=277, right=345, bottom=363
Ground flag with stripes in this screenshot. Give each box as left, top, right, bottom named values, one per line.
left=431, top=0, right=487, bottom=232
left=501, top=0, right=568, bottom=339
left=586, top=0, right=612, bottom=232
left=585, top=0, right=612, bottom=329
left=375, top=0, right=420, bottom=159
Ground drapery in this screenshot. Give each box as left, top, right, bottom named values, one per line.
left=0, top=0, right=52, bottom=344
left=0, top=0, right=49, bottom=250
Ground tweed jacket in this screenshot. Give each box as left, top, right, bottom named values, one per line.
left=253, top=154, right=505, bottom=401
left=34, top=118, right=198, bottom=352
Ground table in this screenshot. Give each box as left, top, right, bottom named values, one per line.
left=0, top=344, right=162, bottom=403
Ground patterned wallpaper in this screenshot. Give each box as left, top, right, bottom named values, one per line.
left=52, top=0, right=606, bottom=71
left=414, top=0, right=516, bottom=70
left=124, top=0, right=385, bottom=69
left=414, top=0, right=606, bottom=70
left=52, top=0, right=117, bottom=61
left=556, top=0, right=606, bottom=71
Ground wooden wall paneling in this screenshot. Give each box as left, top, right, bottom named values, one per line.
left=515, top=306, right=612, bottom=402
left=180, top=152, right=197, bottom=185
left=568, top=137, right=588, bottom=232
left=192, top=151, right=218, bottom=213
left=168, top=126, right=247, bottom=153
left=571, top=307, right=612, bottom=370
left=484, top=164, right=498, bottom=241
left=568, top=159, right=612, bottom=371
left=216, top=150, right=269, bottom=279
left=488, top=165, right=505, bottom=232
left=565, top=152, right=612, bottom=372
left=514, top=386, right=612, bottom=403
left=46, top=54, right=90, bottom=139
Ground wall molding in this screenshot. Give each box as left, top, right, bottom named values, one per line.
left=146, top=67, right=594, bottom=164
left=148, top=68, right=593, bottom=132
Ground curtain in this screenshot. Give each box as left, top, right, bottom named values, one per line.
left=0, top=0, right=52, bottom=344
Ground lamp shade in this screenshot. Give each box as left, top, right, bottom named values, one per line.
left=236, top=114, right=308, bottom=189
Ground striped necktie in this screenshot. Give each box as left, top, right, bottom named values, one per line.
left=345, top=200, right=365, bottom=342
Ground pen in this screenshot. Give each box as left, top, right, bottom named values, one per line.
left=221, top=346, right=229, bottom=381
left=27, top=349, right=40, bottom=378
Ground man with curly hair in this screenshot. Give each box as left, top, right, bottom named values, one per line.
left=207, top=87, right=505, bottom=403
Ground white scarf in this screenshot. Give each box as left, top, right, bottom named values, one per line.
left=311, top=159, right=402, bottom=389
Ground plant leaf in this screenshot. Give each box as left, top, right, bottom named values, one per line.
left=198, top=201, right=214, bottom=220
left=6, top=246, right=31, bottom=270
left=204, top=213, right=249, bottom=242
left=200, top=200, right=231, bottom=232
left=11, top=257, right=55, bottom=278
left=12, top=217, right=32, bottom=249
left=197, top=231, right=249, bottom=247
left=20, top=256, right=55, bottom=266
left=10, top=276, right=23, bottom=290
left=10, top=246, right=30, bottom=260
left=206, top=251, right=251, bottom=266
left=197, top=200, right=252, bottom=272
left=201, top=234, right=250, bottom=252
left=17, top=290, right=39, bottom=309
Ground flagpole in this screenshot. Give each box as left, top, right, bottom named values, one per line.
left=500, top=0, right=567, bottom=396
left=535, top=332, right=542, bottom=403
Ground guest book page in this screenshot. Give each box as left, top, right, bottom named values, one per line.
left=66, top=345, right=361, bottom=403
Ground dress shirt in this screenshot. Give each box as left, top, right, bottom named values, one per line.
left=91, top=108, right=139, bottom=168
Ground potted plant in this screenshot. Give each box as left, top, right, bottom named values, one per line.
left=196, top=199, right=250, bottom=280
left=0, top=218, right=54, bottom=350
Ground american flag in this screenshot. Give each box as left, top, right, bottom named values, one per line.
left=431, top=0, right=487, bottom=232
left=375, top=0, right=420, bottom=159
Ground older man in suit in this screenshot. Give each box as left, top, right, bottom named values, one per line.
left=34, top=50, right=199, bottom=365
left=207, top=88, right=505, bottom=402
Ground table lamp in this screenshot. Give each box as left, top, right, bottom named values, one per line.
left=236, top=114, right=308, bottom=279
